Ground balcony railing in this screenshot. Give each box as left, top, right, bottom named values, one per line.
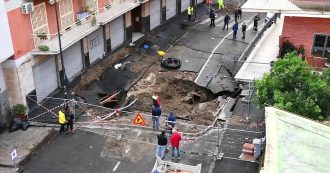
left=30, top=0, right=141, bottom=55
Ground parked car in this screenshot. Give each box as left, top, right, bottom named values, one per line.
left=265, top=13, right=275, bottom=23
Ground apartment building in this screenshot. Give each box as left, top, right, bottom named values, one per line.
left=0, top=0, right=203, bottom=125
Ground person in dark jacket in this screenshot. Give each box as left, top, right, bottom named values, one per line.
left=209, top=9, right=215, bottom=27
left=166, top=112, right=176, bottom=133
left=232, top=22, right=239, bottom=39
left=238, top=7, right=242, bottom=19
left=253, top=14, right=260, bottom=31
left=234, top=9, right=239, bottom=21
left=156, top=130, right=167, bottom=159
left=223, top=13, right=231, bottom=31
left=66, top=109, right=75, bottom=134
left=242, top=22, right=247, bottom=39
left=152, top=106, right=161, bottom=129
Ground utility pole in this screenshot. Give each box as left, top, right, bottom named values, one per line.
left=52, top=0, right=68, bottom=99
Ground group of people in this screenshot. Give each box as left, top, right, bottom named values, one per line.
left=58, top=107, right=75, bottom=134
left=151, top=93, right=182, bottom=161
left=209, top=7, right=260, bottom=40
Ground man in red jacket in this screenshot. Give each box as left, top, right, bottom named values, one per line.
left=170, top=129, right=182, bottom=161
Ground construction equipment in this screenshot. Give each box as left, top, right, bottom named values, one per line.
left=151, top=157, right=201, bottom=173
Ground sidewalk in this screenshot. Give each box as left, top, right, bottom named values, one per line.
left=0, top=127, right=54, bottom=169
left=235, top=16, right=284, bottom=81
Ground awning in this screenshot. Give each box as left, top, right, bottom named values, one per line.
left=264, top=107, right=330, bottom=173
left=241, top=0, right=330, bottom=15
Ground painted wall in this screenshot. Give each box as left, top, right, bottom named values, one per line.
left=0, top=0, right=14, bottom=62
left=281, top=16, right=330, bottom=58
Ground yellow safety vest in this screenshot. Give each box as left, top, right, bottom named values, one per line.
left=218, top=0, right=224, bottom=6
left=58, top=111, right=66, bottom=124
left=188, top=7, right=193, bottom=15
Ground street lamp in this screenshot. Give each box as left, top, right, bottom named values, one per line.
left=50, top=0, right=68, bottom=99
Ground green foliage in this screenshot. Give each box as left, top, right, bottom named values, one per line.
left=280, top=41, right=296, bottom=58
left=38, top=45, right=49, bottom=51
left=13, top=104, right=27, bottom=115
left=255, top=52, right=330, bottom=120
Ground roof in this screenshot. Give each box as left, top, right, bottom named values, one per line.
left=264, top=107, right=330, bottom=173
left=241, top=0, right=330, bottom=15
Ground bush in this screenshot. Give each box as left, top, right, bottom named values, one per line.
left=280, top=41, right=296, bottom=58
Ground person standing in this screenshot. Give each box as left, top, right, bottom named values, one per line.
left=187, top=5, right=193, bottom=21
left=218, top=0, right=224, bottom=10
left=152, top=105, right=161, bottom=129
left=234, top=9, right=239, bottom=21
left=166, top=112, right=176, bottom=133
left=238, top=7, right=242, bottom=19
left=58, top=108, right=67, bottom=133
left=209, top=9, right=215, bottom=27
left=253, top=14, right=260, bottom=31
left=66, top=109, right=75, bottom=134
left=232, top=21, right=239, bottom=39
left=170, top=129, right=182, bottom=161
left=156, top=130, right=167, bottom=159
left=223, top=13, right=230, bottom=31
left=242, top=22, right=247, bottom=39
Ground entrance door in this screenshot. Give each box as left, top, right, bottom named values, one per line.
left=88, top=28, right=104, bottom=64
left=132, top=5, right=142, bottom=32
left=33, top=57, right=58, bottom=102
left=166, top=0, right=176, bottom=19
left=110, top=15, right=125, bottom=49
left=63, top=42, right=83, bottom=81
left=181, top=0, right=190, bottom=12
left=150, top=0, right=161, bottom=30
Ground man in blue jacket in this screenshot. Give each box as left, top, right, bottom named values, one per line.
left=232, top=21, right=239, bottom=39
left=152, top=106, right=161, bottom=129
left=223, top=13, right=231, bottom=31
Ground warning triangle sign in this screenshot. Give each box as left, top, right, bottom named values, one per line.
left=133, top=112, right=146, bottom=126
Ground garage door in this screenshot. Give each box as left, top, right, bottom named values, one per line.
left=166, top=0, right=176, bottom=19
left=88, top=28, right=104, bottom=64
left=63, top=42, right=83, bottom=81
left=0, top=66, right=6, bottom=92
left=150, top=0, right=161, bottom=30
left=110, top=15, right=125, bottom=50
left=181, top=0, right=190, bottom=12
left=33, top=57, right=58, bottom=102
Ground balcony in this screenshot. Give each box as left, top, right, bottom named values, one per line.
left=30, top=0, right=141, bottom=55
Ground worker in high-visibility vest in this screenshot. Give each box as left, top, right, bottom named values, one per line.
left=187, top=5, right=193, bottom=21
left=218, top=0, right=224, bottom=10
left=58, top=108, right=67, bottom=133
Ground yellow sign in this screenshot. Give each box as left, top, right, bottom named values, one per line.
left=133, top=112, right=146, bottom=126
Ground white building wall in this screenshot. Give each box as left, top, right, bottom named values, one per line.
left=0, top=0, right=14, bottom=63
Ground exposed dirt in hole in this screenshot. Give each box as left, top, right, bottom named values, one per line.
left=127, top=68, right=220, bottom=125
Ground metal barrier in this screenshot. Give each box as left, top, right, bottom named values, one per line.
left=234, top=13, right=278, bottom=75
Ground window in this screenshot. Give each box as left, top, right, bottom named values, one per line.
left=312, top=34, right=330, bottom=58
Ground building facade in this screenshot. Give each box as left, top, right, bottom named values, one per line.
left=280, top=16, right=330, bottom=69
left=0, top=0, right=14, bottom=127
left=1, top=0, right=203, bottom=126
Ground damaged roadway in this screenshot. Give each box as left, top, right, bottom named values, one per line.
left=21, top=4, right=268, bottom=173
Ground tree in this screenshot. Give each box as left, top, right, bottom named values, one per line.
left=255, top=52, right=330, bottom=120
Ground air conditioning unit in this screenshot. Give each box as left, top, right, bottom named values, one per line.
left=49, top=0, right=55, bottom=5
left=21, top=2, right=34, bottom=14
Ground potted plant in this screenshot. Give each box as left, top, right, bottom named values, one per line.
left=13, top=104, right=27, bottom=119
left=37, top=32, right=48, bottom=40
left=38, top=45, right=49, bottom=51
left=10, top=104, right=29, bottom=132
